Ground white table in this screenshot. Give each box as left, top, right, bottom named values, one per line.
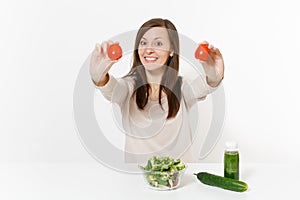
left=1, top=162, right=298, bottom=200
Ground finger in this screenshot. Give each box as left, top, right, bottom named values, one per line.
left=208, top=44, right=214, bottom=49
left=199, top=59, right=208, bottom=65
left=94, top=43, right=100, bottom=51
left=214, top=47, right=222, bottom=56
left=107, top=40, right=120, bottom=47
left=97, top=43, right=102, bottom=50
left=103, top=56, right=118, bottom=64
left=111, top=59, right=118, bottom=64
left=101, top=41, right=111, bottom=55
left=210, top=47, right=222, bottom=59
left=201, top=40, right=209, bottom=45
left=107, top=40, right=117, bottom=46
left=92, top=43, right=102, bottom=57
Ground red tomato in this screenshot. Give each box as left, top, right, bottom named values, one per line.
left=195, top=43, right=210, bottom=61
left=107, top=43, right=122, bottom=60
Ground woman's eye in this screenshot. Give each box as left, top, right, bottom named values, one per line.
left=154, top=41, right=163, bottom=46
left=140, top=40, right=147, bottom=46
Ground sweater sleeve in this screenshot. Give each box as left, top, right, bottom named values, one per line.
left=182, top=76, right=221, bottom=110
left=94, top=75, right=133, bottom=106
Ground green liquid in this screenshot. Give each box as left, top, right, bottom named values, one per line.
left=224, top=151, right=239, bottom=180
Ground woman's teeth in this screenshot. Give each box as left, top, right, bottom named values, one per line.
left=145, top=57, right=157, bottom=61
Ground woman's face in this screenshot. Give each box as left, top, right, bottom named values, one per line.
left=138, top=27, right=172, bottom=72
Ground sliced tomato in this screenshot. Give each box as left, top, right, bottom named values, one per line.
left=195, top=43, right=210, bottom=61
left=107, top=43, right=122, bottom=60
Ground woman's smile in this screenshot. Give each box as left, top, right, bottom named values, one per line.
left=144, top=56, right=158, bottom=63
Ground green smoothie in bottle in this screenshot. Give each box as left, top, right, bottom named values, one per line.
left=224, top=142, right=239, bottom=180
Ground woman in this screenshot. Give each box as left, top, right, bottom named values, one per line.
left=90, top=18, right=224, bottom=163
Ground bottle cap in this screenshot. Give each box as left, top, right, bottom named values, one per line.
left=225, top=141, right=238, bottom=151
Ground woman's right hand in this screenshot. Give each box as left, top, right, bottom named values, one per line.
left=89, top=41, right=118, bottom=85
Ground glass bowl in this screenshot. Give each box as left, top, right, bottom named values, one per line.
left=140, top=168, right=186, bottom=190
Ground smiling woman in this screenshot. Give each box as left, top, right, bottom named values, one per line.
left=89, top=18, right=225, bottom=163
left=130, top=20, right=181, bottom=119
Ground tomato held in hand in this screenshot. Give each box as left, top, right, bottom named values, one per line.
left=195, top=43, right=210, bottom=61
left=107, top=43, right=122, bottom=60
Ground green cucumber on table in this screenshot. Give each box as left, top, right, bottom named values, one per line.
left=194, top=172, right=248, bottom=192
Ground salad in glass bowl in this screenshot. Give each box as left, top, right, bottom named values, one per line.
left=138, top=156, right=186, bottom=190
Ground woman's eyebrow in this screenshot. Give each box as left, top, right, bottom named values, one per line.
left=141, top=37, right=164, bottom=40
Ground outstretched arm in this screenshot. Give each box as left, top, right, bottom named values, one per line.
left=183, top=42, right=224, bottom=109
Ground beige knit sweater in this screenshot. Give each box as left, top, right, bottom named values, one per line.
left=96, top=75, right=218, bottom=163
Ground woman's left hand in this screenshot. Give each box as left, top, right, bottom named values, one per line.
left=198, top=41, right=225, bottom=87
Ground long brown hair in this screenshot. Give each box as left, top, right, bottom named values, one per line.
left=128, top=18, right=182, bottom=119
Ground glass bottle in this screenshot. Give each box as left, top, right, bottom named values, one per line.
left=224, top=142, right=239, bottom=180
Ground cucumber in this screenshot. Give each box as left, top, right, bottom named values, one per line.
left=194, top=172, right=248, bottom=192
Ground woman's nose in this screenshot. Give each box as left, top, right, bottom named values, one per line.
left=145, top=46, right=154, bottom=54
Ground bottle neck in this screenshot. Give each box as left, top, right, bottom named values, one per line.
left=225, top=149, right=239, bottom=153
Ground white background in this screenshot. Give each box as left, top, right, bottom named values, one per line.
left=1, top=0, right=300, bottom=165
